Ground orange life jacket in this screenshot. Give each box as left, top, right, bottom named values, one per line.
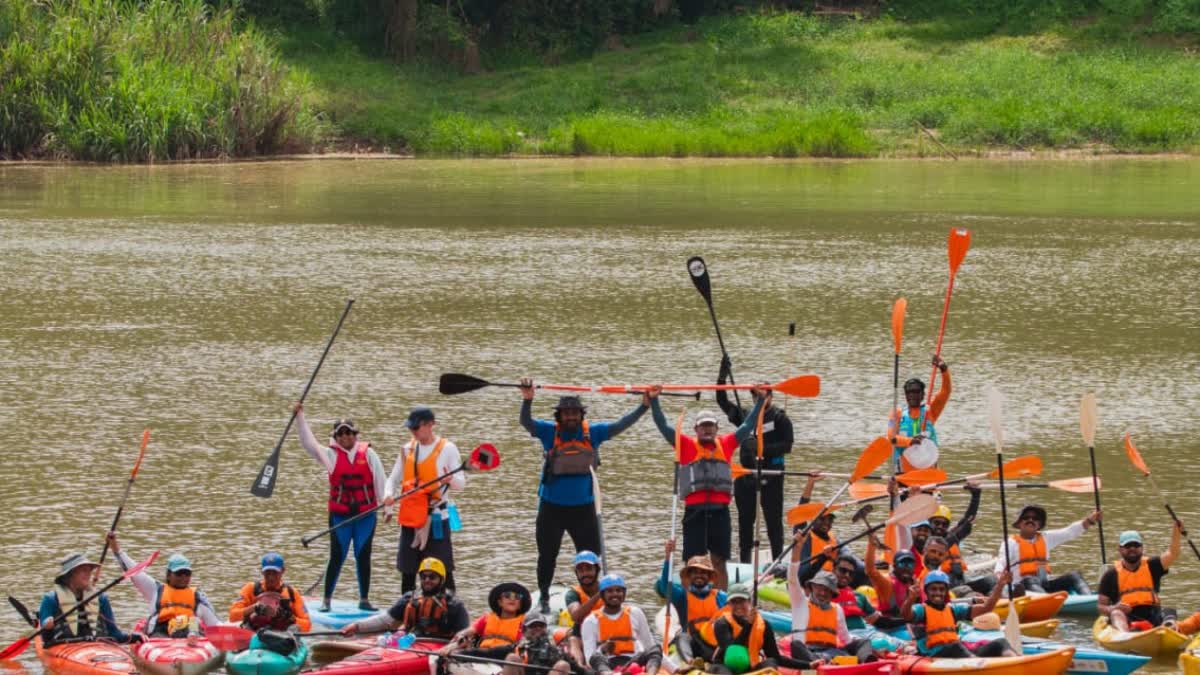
left=1013, top=534, right=1050, bottom=576
left=479, top=612, right=523, bottom=649
left=246, top=582, right=299, bottom=632
left=921, top=603, right=958, bottom=648
left=596, top=606, right=635, bottom=656
left=940, top=543, right=963, bottom=575
left=398, top=438, right=448, bottom=529
left=807, top=530, right=839, bottom=572
left=1116, top=560, right=1159, bottom=608
left=153, top=585, right=197, bottom=634
left=328, top=441, right=376, bottom=515
left=725, top=613, right=767, bottom=668
left=402, top=593, right=455, bottom=639
left=547, top=421, right=595, bottom=476
left=805, top=601, right=839, bottom=648
left=683, top=589, right=720, bottom=636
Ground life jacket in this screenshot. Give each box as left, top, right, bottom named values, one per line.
left=940, top=543, right=964, bottom=576
left=805, top=601, right=840, bottom=648
left=919, top=603, right=959, bottom=649
left=479, top=612, right=523, bottom=649
left=834, top=587, right=865, bottom=619
left=892, top=406, right=939, bottom=472
left=547, top=421, right=595, bottom=477
left=1116, top=560, right=1159, bottom=608
left=572, top=584, right=593, bottom=607
left=879, top=575, right=914, bottom=616
left=724, top=613, right=767, bottom=668
left=328, top=441, right=376, bottom=515
left=151, top=584, right=198, bottom=636
left=596, top=606, right=636, bottom=656
left=680, top=441, right=733, bottom=497
left=402, top=592, right=455, bottom=638
left=246, top=582, right=298, bottom=631
left=398, top=438, right=448, bottom=529
left=807, top=530, right=838, bottom=572
left=682, top=588, right=720, bottom=636
left=1012, top=534, right=1051, bottom=576
left=53, top=585, right=95, bottom=640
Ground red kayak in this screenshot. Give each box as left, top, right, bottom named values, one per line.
left=307, top=641, right=448, bottom=675
left=130, top=637, right=224, bottom=675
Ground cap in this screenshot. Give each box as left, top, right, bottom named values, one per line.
left=553, top=396, right=586, bottom=412
left=694, top=411, right=719, bottom=426
left=166, top=554, right=193, bottom=573
left=405, top=406, right=435, bottom=430
left=573, top=551, right=600, bottom=567
left=1012, top=504, right=1048, bottom=529
left=726, top=583, right=752, bottom=601
left=923, top=570, right=951, bottom=588
left=893, top=551, right=916, bottom=566
left=1119, top=530, right=1144, bottom=546
left=598, top=574, right=626, bottom=593
left=523, top=612, right=548, bottom=627
left=807, top=571, right=838, bottom=592
left=418, top=557, right=447, bottom=578
left=260, top=552, right=285, bottom=572
left=683, top=555, right=716, bottom=574
left=332, top=418, right=358, bottom=434
left=55, top=553, right=99, bottom=584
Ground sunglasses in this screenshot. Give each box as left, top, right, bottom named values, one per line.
left=1019, top=517, right=1041, bottom=524
left=171, top=570, right=193, bottom=576
left=835, top=567, right=856, bottom=575
left=500, top=591, right=523, bottom=600
left=894, top=560, right=915, bottom=568
left=419, top=572, right=441, bottom=580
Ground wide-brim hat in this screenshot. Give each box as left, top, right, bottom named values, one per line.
left=806, top=571, right=838, bottom=592
left=682, top=555, right=716, bottom=575
left=55, top=553, right=99, bottom=585
left=488, top=582, right=532, bottom=615
left=1012, top=504, right=1048, bottom=529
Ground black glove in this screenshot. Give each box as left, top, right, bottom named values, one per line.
left=718, top=355, right=732, bottom=382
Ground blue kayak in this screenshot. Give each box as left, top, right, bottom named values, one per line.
left=226, top=635, right=310, bottom=675
left=305, top=597, right=385, bottom=630
left=1058, top=592, right=1099, bottom=615
left=960, top=627, right=1149, bottom=675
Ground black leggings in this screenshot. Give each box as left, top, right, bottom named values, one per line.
left=734, top=474, right=784, bottom=562
left=1021, top=572, right=1090, bottom=596
left=536, top=501, right=601, bottom=594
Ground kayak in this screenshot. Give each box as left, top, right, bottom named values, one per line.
left=993, top=592, right=1067, bottom=622
left=1057, top=593, right=1098, bottom=616
left=1092, top=615, right=1188, bottom=658
left=891, top=645, right=1075, bottom=673
left=817, top=663, right=896, bottom=674
left=130, top=637, right=223, bottom=675
left=1181, top=634, right=1200, bottom=674
left=225, top=634, right=310, bottom=675
left=307, top=598, right=385, bottom=631
left=304, top=642, right=447, bottom=675
left=309, top=637, right=380, bottom=664
left=960, top=628, right=1149, bottom=675
left=1015, top=619, right=1058, bottom=639
left=35, top=637, right=137, bottom=675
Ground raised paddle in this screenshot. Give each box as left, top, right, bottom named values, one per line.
left=988, top=387, right=1023, bottom=654
left=890, top=297, right=908, bottom=473
left=1124, top=433, right=1200, bottom=562
left=794, top=494, right=937, bottom=569
left=734, top=465, right=945, bottom=482
left=923, top=228, right=971, bottom=433
left=8, top=597, right=35, bottom=628
left=687, top=255, right=741, bottom=408
left=300, top=444, right=501, bottom=547
left=0, top=551, right=159, bottom=660
left=833, top=456, right=1043, bottom=513
left=96, top=428, right=150, bottom=577
left=1080, top=392, right=1107, bottom=564
left=438, top=373, right=699, bottom=398
left=252, top=298, right=354, bottom=498
left=600, top=374, right=820, bottom=398
left=661, top=410, right=684, bottom=651
left=971, top=477, right=1102, bottom=493
left=751, top=395, right=769, bottom=609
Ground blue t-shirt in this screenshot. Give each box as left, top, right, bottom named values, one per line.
left=910, top=602, right=971, bottom=655
left=530, top=419, right=615, bottom=506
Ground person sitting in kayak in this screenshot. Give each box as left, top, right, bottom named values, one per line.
left=228, top=553, right=311, bottom=633
left=563, top=550, right=603, bottom=665
left=788, top=537, right=877, bottom=666
left=340, top=557, right=469, bottom=639
left=441, top=582, right=530, bottom=660
left=864, top=533, right=918, bottom=631
left=649, top=385, right=767, bottom=590
left=826, top=552, right=883, bottom=632
left=1098, top=527, right=1181, bottom=631
left=504, top=612, right=579, bottom=675
left=927, top=498, right=995, bottom=595
left=655, top=544, right=727, bottom=664
left=580, top=574, right=660, bottom=675
left=887, top=356, right=951, bottom=473
left=38, top=553, right=135, bottom=647
left=791, top=475, right=842, bottom=578
left=902, top=570, right=1016, bottom=658
left=703, top=584, right=815, bottom=673
left=994, top=504, right=1100, bottom=596
left=106, top=533, right=218, bottom=638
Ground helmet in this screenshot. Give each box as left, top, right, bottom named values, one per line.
left=932, top=505, right=952, bottom=523
left=856, top=585, right=878, bottom=603
left=418, top=557, right=447, bottom=579
left=573, top=551, right=600, bottom=568
left=597, top=574, right=626, bottom=593
left=923, top=570, right=951, bottom=588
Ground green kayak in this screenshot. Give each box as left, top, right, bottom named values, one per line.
left=226, top=634, right=310, bottom=675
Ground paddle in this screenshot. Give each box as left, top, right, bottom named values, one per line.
left=438, top=373, right=699, bottom=398
left=972, top=477, right=1101, bottom=493
left=394, top=645, right=560, bottom=672
left=733, top=465, right=945, bottom=482
left=833, top=456, right=1043, bottom=513
left=890, top=297, right=907, bottom=473
left=96, top=428, right=151, bottom=577
left=8, top=597, right=35, bottom=628
left=591, top=466, right=609, bottom=575
left=751, top=395, right=768, bottom=608
left=758, top=436, right=892, bottom=582
left=251, top=299, right=354, bottom=498
left=1080, top=392, right=1107, bottom=564
left=687, top=255, right=741, bottom=409
left=784, top=322, right=797, bottom=412
left=599, top=374, right=820, bottom=398
left=794, top=494, right=937, bottom=569
left=662, top=411, right=684, bottom=651
left=300, top=444, right=501, bottom=547
left=1124, top=433, right=1200, bottom=562
left=0, top=551, right=159, bottom=660
left=988, top=387, right=1023, bottom=654
left=922, top=228, right=971, bottom=433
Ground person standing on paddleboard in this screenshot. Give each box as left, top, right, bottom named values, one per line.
left=648, top=384, right=766, bottom=590
left=888, top=355, right=952, bottom=473
left=385, top=406, right=465, bottom=594
left=294, top=402, right=388, bottom=612
left=716, top=356, right=793, bottom=563
left=518, top=378, right=649, bottom=614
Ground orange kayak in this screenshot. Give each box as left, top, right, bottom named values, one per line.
left=992, top=592, right=1067, bottom=622
left=892, top=646, right=1075, bottom=674
left=35, top=637, right=137, bottom=675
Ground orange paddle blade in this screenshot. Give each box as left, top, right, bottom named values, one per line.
left=891, top=297, right=907, bottom=354
left=988, top=455, right=1042, bottom=479
left=849, top=482, right=889, bottom=500
left=771, top=375, right=820, bottom=398
left=1050, top=476, right=1102, bottom=493
left=1124, top=433, right=1151, bottom=476
left=787, top=501, right=832, bottom=526
left=731, top=463, right=753, bottom=480
left=897, top=467, right=947, bottom=486
left=851, top=436, right=893, bottom=482
left=948, top=228, right=972, bottom=274
left=131, top=428, right=151, bottom=479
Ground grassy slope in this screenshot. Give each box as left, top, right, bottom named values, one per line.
left=280, top=12, right=1200, bottom=157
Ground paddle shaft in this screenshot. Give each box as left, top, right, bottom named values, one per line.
left=491, top=381, right=696, bottom=397
left=252, top=299, right=354, bottom=498
left=796, top=521, right=887, bottom=569
left=97, top=429, right=151, bottom=568
left=395, top=646, right=558, bottom=672
left=924, top=231, right=970, bottom=432
left=1164, top=503, right=1200, bottom=561
left=759, top=480, right=851, bottom=582
left=662, top=462, right=679, bottom=651
left=1087, top=444, right=1107, bottom=564
left=592, top=467, right=608, bottom=575
left=996, top=452, right=1014, bottom=597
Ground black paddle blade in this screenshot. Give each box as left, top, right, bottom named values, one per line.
left=687, top=256, right=713, bottom=303
left=8, top=596, right=35, bottom=628
left=439, top=373, right=493, bottom=395
left=468, top=444, right=501, bottom=471
left=250, top=444, right=282, bottom=498
left=851, top=504, right=875, bottom=525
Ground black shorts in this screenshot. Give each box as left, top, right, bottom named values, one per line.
left=682, top=505, right=731, bottom=561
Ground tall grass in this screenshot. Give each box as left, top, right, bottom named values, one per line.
left=0, top=0, right=323, bottom=161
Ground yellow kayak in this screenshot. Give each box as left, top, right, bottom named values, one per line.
left=1019, top=619, right=1059, bottom=638
left=993, top=592, right=1067, bottom=622
left=1179, top=634, right=1200, bottom=673
left=1092, top=615, right=1188, bottom=658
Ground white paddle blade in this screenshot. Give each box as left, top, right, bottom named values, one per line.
left=887, top=493, right=938, bottom=526
left=1004, top=606, right=1023, bottom=655
left=1080, top=392, right=1098, bottom=447
left=988, top=387, right=1004, bottom=454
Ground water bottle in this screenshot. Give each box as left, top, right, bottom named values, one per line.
left=396, top=633, right=416, bottom=649
left=376, top=631, right=393, bottom=647
left=431, top=514, right=444, bottom=540
left=448, top=502, right=463, bottom=532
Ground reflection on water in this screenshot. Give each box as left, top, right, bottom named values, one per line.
left=0, top=159, right=1198, bottom=672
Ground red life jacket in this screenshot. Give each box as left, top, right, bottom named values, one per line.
left=834, top=586, right=865, bottom=618
left=328, top=441, right=376, bottom=515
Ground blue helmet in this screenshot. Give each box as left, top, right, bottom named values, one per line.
left=574, top=551, right=601, bottom=567
left=923, top=570, right=951, bottom=588
left=597, top=574, right=626, bottom=593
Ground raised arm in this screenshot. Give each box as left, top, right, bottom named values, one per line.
left=715, top=357, right=743, bottom=424
left=732, top=394, right=766, bottom=444
left=927, top=357, right=952, bottom=424
left=602, top=401, right=648, bottom=438
left=1163, top=521, right=1183, bottom=570
left=294, top=404, right=334, bottom=473
left=649, top=396, right=676, bottom=445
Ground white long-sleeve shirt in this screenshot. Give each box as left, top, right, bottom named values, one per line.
left=116, top=551, right=220, bottom=631
left=296, top=410, right=388, bottom=502
left=384, top=436, right=465, bottom=517
left=581, top=605, right=654, bottom=661
left=787, top=561, right=851, bottom=646
left=993, top=520, right=1088, bottom=584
